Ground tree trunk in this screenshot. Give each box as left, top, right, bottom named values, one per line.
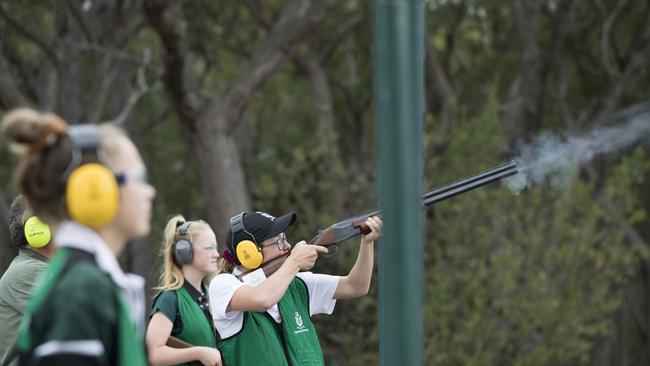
left=126, top=237, right=155, bottom=318
left=193, top=110, right=249, bottom=242
left=425, top=41, right=456, bottom=159
left=501, top=0, right=544, bottom=145
left=145, top=0, right=346, bottom=239
left=304, top=55, right=346, bottom=218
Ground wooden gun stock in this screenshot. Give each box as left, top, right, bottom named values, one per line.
left=166, top=336, right=203, bottom=366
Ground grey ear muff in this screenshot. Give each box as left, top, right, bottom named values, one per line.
left=173, top=239, right=193, bottom=266
left=173, top=221, right=193, bottom=266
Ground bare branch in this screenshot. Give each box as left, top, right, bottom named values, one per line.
left=591, top=45, right=650, bottom=126
left=221, top=0, right=346, bottom=134
left=111, top=51, right=155, bottom=126
left=144, top=0, right=201, bottom=129
left=242, top=0, right=273, bottom=31
left=136, top=107, right=171, bottom=134
left=556, top=53, right=576, bottom=129
left=65, top=0, right=95, bottom=42
left=443, top=0, right=466, bottom=73
left=320, top=9, right=368, bottom=62
left=0, top=3, right=60, bottom=69
left=85, top=56, right=115, bottom=123
left=600, top=0, right=628, bottom=79
left=0, top=53, right=28, bottom=108
left=63, top=41, right=161, bottom=74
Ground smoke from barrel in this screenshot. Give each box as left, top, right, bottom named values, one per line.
left=506, top=104, right=650, bottom=193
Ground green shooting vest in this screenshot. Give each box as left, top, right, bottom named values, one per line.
left=219, top=277, right=324, bottom=366
left=15, top=248, right=147, bottom=366
left=168, top=285, right=218, bottom=366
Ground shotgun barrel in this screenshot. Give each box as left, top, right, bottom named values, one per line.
left=252, top=161, right=519, bottom=278
left=309, top=160, right=518, bottom=246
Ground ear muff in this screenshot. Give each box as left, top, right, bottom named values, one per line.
left=236, top=240, right=263, bottom=269
left=66, top=163, right=119, bottom=227
left=230, top=213, right=264, bottom=269
left=173, top=239, right=194, bottom=267
left=24, top=216, right=51, bottom=248
left=64, top=125, right=120, bottom=228
left=173, top=222, right=194, bottom=267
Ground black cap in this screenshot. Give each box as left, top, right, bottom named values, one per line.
left=226, top=211, right=297, bottom=262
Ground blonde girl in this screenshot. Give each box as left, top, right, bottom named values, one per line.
left=146, top=215, right=222, bottom=366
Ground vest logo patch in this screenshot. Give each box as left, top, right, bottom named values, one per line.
left=294, top=311, right=309, bottom=334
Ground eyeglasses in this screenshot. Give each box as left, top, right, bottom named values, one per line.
left=115, top=169, right=149, bottom=186
left=261, top=233, right=288, bottom=251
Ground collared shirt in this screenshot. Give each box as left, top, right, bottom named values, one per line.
left=0, top=248, right=48, bottom=366
left=54, top=221, right=146, bottom=335
left=14, top=221, right=148, bottom=365
left=209, top=271, right=339, bottom=338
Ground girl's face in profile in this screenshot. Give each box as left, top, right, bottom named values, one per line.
left=191, top=228, right=220, bottom=274
left=110, top=136, right=156, bottom=240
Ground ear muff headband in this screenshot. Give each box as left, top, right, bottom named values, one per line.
left=230, top=213, right=263, bottom=269
left=24, top=216, right=51, bottom=248
left=173, top=222, right=194, bottom=266
left=65, top=125, right=119, bottom=228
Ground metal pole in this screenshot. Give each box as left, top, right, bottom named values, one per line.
left=373, top=0, right=425, bottom=365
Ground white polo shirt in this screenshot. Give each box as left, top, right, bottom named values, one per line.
left=209, top=272, right=339, bottom=338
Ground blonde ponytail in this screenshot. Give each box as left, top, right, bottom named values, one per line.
left=155, top=215, right=217, bottom=292
left=156, top=215, right=187, bottom=291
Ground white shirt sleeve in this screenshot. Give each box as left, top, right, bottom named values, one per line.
left=296, top=272, right=340, bottom=316
left=208, top=273, right=245, bottom=338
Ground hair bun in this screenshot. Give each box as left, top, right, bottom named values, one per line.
left=1, top=109, right=68, bottom=152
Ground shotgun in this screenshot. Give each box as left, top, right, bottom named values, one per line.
left=254, top=161, right=518, bottom=277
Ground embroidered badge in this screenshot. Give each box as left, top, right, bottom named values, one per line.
left=294, top=311, right=309, bottom=334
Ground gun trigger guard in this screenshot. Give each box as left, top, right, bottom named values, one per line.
left=323, top=245, right=339, bottom=257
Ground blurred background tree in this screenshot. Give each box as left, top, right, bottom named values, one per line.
left=1, top=0, right=649, bottom=364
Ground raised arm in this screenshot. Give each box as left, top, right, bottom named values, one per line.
left=334, top=216, right=382, bottom=299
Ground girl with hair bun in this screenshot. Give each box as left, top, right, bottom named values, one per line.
left=146, top=215, right=222, bottom=366
left=1, top=108, right=156, bottom=365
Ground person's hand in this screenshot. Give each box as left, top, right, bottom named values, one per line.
left=198, top=346, right=222, bottom=366
left=288, top=241, right=328, bottom=270
left=361, top=216, right=383, bottom=244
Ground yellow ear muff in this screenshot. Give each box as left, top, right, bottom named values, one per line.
left=236, top=240, right=264, bottom=269
left=24, top=216, right=51, bottom=248
left=66, top=163, right=119, bottom=228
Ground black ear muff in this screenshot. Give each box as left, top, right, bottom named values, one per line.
left=173, top=222, right=194, bottom=266
left=173, top=239, right=193, bottom=266
left=230, top=213, right=263, bottom=269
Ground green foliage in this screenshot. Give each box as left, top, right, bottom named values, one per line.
left=421, top=116, right=650, bottom=364
left=1, top=1, right=649, bottom=365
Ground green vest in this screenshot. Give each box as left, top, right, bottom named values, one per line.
left=219, top=278, right=324, bottom=366
left=169, top=286, right=218, bottom=366
left=15, top=248, right=147, bottom=366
